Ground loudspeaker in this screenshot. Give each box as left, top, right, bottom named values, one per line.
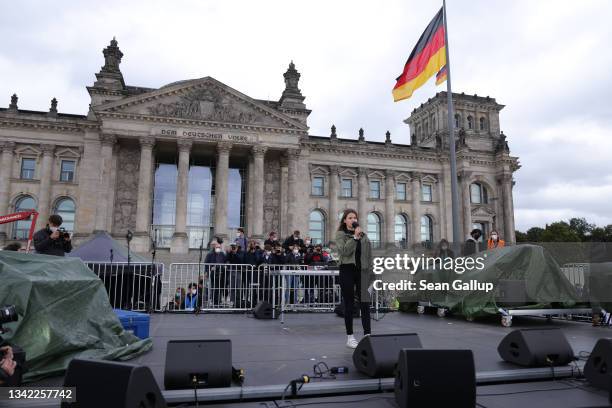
left=164, top=340, right=232, bottom=389
left=253, top=301, right=274, bottom=319
left=61, top=358, right=166, bottom=408
left=585, top=338, right=612, bottom=390
left=395, top=349, right=475, bottom=408
left=353, top=333, right=421, bottom=377
left=497, top=328, right=574, bottom=367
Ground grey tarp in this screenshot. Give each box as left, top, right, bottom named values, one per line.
left=397, top=244, right=580, bottom=318
left=68, top=231, right=150, bottom=262
left=0, top=251, right=152, bottom=382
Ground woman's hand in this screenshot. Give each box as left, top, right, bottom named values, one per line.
left=354, top=226, right=362, bottom=239
left=0, top=346, right=16, bottom=377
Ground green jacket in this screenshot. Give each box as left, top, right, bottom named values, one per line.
left=335, top=229, right=376, bottom=299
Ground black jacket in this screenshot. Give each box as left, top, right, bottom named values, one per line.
left=283, top=236, right=304, bottom=251
left=33, top=227, right=72, bottom=256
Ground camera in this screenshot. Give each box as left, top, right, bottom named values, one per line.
left=58, top=227, right=70, bottom=240
left=0, top=306, right=17, bottom=327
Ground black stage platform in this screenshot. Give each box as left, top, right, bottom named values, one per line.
left=17, top=312, right=612, bottom=407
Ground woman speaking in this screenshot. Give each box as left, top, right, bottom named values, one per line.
left=335, top=209, right=374, bottom=349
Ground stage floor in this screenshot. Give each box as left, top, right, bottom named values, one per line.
left=32, top=310, right=610, bottom=389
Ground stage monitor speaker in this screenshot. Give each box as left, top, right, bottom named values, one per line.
left=497, top=328, right=574, bottom=367
left=353, top=333, right=421, bottom=377
left=395, top=349, right=475, bottom=408
left=584, top=338, right=612, bottom=390
left=253, top=301, right=274, bottom=319
left=61, top=358, right=166, bottom=408
left=164, top=339, right=232, bottom=389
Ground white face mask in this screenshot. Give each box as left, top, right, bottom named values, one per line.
left=191, top=289, right=197, bottom=295
left=293, top=249, right=299, bottom=254
left=305, top=240, right=311, bottom=245
left=294, top=235, right=299, bottom=240
left=265, top=251, right=271, bottom=255
left=215, top=247, right=221, bottom=253
left=491, top=234, right=498, bottom=240
left=50, top=226, right=58, bottom=232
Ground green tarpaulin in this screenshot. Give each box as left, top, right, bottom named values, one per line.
left=0, top=251, right=152, bottom=382
left=397, top=244, right=580, bottom=318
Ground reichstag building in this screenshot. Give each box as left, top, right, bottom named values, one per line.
left=0, top=39, right=519, bottom=255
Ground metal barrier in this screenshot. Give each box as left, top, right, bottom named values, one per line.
left=165, top=263, right=397, bottom=317
left=85, top=262, right=164, bottom=312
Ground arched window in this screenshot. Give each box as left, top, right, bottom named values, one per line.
left=470, top=183, right=488, bottom=204
left=309, top=210, right=325, bottom=245
left=420, top=215, right=433, bottom=243
left=454, top=114, right=461, bottom=128
left=367, top=213, right=382, bottom=248
left=13, top=195, right=36, bottom=239
left=395, top=214, right=409, bottom=249
left=53, top=198, right=76, bottom=233
left=467, top=116, right=473, bottom=129
left=479, top=117, right=486, bottom=131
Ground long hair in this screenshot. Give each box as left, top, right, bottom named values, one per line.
left=338, top=208, right=358, bottom=231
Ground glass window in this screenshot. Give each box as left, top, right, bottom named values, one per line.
left=21, top=158, right=35, bottom=179
left=60, top=160, right=75, bottom=182
left=54, top=198, right=75, bottom=232
left=312, top=176, right=324, bottom=196
left=470, top=183, right=487, bottom=204
left=367, top=213, right=382, bottom=248
left=309, top=210, right=325, bottom=245
left=370, top=180, right=381, bottom=199
left=420, top=215, right=433, bottom=243
left=396, top=183, right=407, bottom=200
left=341, top=179, right=352, bottom=197
left=467, top=116, right=473, bottom=129
left=421, top=184, right=432, bottom=202
left=454, top=114, right=460, bottom=128
left=395, top=214, right=408, bottom=248
left=227, top=168, right=245, bottom=231
left=153, top=163, right=178, bottom=231
left=479, top=117, right=486, bottom=131
left=13, top=196, right=36, bottom=239
left=187, top=165, right=213, bottom=248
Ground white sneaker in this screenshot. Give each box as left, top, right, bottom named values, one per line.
left=346, top=335, right=358, bottom=349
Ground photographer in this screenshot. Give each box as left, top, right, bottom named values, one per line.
left=33, top=214, right=72, bottom=256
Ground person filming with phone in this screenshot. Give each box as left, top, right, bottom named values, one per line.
left=33, top=214, right=72, bottom=256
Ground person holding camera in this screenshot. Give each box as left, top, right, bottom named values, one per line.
left=335, top=209, right=374, bottom=349
left=33, top=214, right=72, bottom=256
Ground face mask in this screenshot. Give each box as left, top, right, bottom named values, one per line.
left=294, top=235, right=299, bottom=240
left=215, top=248, right=221, bottom=253
left=491, top=235, right=498, bottom=240
left=305, top=240, right=311, bottom=245
left=50, top=226, right=58, bottom=232
left=441, top=245, right=448, bottom=250
left=293, top=249, right=299, bottom=254
left=265, top=251, right=271, bottom=255
left=237, top=233, right=242, bottom=237
left=191, top=289, right=197, bottom=295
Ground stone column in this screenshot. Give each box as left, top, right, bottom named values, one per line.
left=170, top=138, right=192, bottom=254
left=328, top=165, right=339, bottom=241
left=213, top=142, right=232, bottom=241
left=385, top=170, right=396, bottom=249
left=286, top=148, right=300, bottom=234
left=36, top=144, right=56, bottom=230
left=411, top=172, right=422, bottom=245
left=358, top=167, right=368, bottom=221
left=246, top=156, right=254, bottom=236
left=501, top=174, right=516, bottom=244
left=133, top=136, right=155, bottom=252
left=460, top=171, right=473, bottom=238
left=94, top=134, right=116, bottom=231
left=0, top=142, right=15, bottom=242
left=279, top=155, right=289, bottom=238
left=251, top=145, right=267, bottom=239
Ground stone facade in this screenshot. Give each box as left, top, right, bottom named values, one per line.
left=0, top=39, right=520, bottom=257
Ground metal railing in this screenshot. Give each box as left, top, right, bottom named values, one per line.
left=85, top=262, right=164, bottom=312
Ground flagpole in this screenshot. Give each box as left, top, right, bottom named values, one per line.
left=442, top=0, right=463, bottom=246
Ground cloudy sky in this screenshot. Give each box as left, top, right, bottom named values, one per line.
left=1, top=0, right=611, bottom=232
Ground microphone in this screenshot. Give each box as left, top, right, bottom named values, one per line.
left=126, top=230, right=133, bottom=243
left=352, top=221, right=364, bottom=237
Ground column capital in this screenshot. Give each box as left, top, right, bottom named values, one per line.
left=251, top=145, right=267, bottom=157
left=458, top=170, right=472, bottom=182
left=99, top=133, right=117, bottom=146
left=0, top=141, right=16, bottom=153
left=410, top=171, right=423, bottom=181
left=358, top=166, right=368, bottom=177
left=329, top=165, right=340, bottom=175
left=497, top=173, right=513, bottom=183
left=177, top=137, right=193, bottom=152
left=40, top=143, right=56, bottom=155
left=217, top=141, right=232, bottom=154
left=286, top=148, right=301, bottom=160
left=279, top=155, right=289, bottom=167
left=385, top=169, right=396, bottom=179
left=139, top=136, right=156, bottom=149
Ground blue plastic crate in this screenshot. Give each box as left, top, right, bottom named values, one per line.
left=113, top=309, right=150, bottom=339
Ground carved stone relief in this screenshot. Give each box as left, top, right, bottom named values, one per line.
left=112, top=145, right=140, bottom=234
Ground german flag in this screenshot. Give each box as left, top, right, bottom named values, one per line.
left=435, top=65, right=447, bottom=85
left=393, top=8, right=446, bottom=102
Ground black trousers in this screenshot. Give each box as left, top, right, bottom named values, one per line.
left=339, top=264, right=371, bottom=335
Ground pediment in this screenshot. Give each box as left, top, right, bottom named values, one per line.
left=95, top=77, right=307, bottom=130
left=310, top=165, right=329, bottom=175
left=471, top=205, right=495, bottom=217
left=15, top=145, right=41, bottom=157
left=338, top=168, right=358, bottom=177
left=421, top=174, right=438, bottom=184
left=55, top=147, right=81, bottom=159
left=368, top=170, right=385, bottom=179
left=395, top=172, right=412, bottom=182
